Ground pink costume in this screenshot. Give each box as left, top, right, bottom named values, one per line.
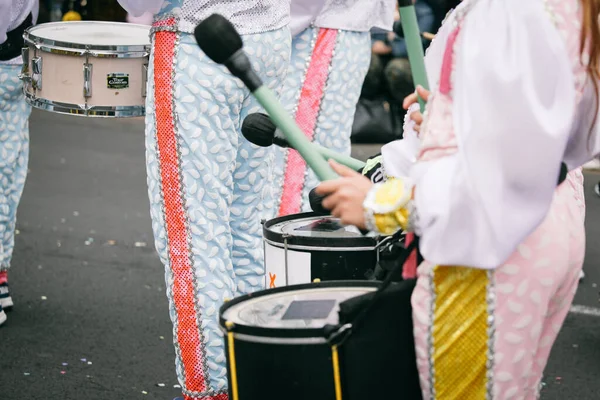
left=364, top=0, right=597, bottom=397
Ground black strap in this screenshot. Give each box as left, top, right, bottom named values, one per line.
left=0, top=13, right=33, bottom=62
left=327, top=238, right=418, bottom=345
left=558, top=162, right=568, bottom=186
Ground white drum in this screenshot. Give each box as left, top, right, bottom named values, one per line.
left=262, top=212, right=383, bottom=289
left=20, top=21, right=151, bottom=118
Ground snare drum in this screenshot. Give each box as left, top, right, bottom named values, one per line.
left=20, top=21, right=150, bottom=117
left=262, top=212, right=381, bottom=288
left=220, top=280, right=422, bottom=400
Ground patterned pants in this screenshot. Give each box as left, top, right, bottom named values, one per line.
left=412, top=171, right=586, bottom=400
left=145, top=23, right=290, bottom=399
left=274, top=27, right=371, bottom=215
left=0, top=64, right=30, bottom=271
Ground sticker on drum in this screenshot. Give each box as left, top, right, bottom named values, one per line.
left=107, top=73, right=130, bottom=90
left=262, top=212, right=381, bottom=288
left=21, top=22, right=151, bottom=118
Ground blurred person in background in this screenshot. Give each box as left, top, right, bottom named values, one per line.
left=363, top=0, right=435, bottom=106
left=351, top=0, right=434, bottom=144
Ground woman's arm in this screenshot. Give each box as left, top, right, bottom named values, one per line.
left=370, top=0, right=577, bottom=269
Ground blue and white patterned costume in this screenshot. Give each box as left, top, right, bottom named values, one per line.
left=0, top=1, right=38, bottom=313
left=0, top=64, right=30, bottom=271
left=274, top=0, right=396, bottom=215
left=118, top=1, right=290, bottom=399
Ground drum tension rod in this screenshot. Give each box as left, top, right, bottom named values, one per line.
left=283, top=234, right=290, bottom=287
left=325, top=323, right=353, bottom=347
left=83, top=52, right=93, bottom=104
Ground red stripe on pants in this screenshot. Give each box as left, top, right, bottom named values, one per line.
left=184, top=394, right=229, bottom=400
left=153, top=24, right=208, bottom=394
left=278, top=28, right=338, bottom=216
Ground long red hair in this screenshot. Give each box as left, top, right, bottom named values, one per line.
left=581, top=0, right=600, bottom=128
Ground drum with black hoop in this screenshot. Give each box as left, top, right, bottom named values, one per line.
left=220, top=280, right=422, bottom=400
left=20, top=21, right=150, bottom=117
left=262, top=212, right=386, bottom=288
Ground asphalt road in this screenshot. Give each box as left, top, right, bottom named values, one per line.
left=0, top=110, right=598, bottom=400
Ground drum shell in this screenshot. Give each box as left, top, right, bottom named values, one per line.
left=263, top=213, right=380, bottom=288
left=21, top=22, right=150, bottom=117
left=23, top=49, right=147, bottom=107
left=264, top=241, right=376, bottom=288
left=225, top=337, right=336, bottom=400
left=220, top=281, right=422, bottom=400
left=337, top=278, right=423, bottom=399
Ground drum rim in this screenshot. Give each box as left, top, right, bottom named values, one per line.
left=219, top=280, right=379, bottom=341
left=24, top=92, right=146, bottom=118
left=263, top=212, right=379, bottom=248
left=24, top=21, right=151, bottom=56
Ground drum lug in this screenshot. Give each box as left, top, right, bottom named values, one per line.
left=32, top=57, right=42, bottom=90
left=18, top=48, right=31, bottom=83
left=142, top=63, right=148, bottom=98
left=83, top=62, right=93, bottom=98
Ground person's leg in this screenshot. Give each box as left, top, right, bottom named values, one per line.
left=411, top=182, right=584, bottom=399
left=232, top=28, right=291, bottom=295
left=146, top=26, right=242, bottom=399
left=275, top=28, right=371, bottom=215
left=0, top=63, right=32, bottom=313
left=146, top=22, right=290, bottom=399
left=524, top=175, right=586, bottom=397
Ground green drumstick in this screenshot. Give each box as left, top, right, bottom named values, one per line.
left=397, top=0, right=430, bottom=112
left=241, top=113, right=366, bottom=171
left=194, top=14, right=338, bottom=182
left=253, top=87, right=339, bottom=181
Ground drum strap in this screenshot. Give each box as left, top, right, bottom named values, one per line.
left=326, top=239, right=419, bottom=346
left=0, top=13, right=33, bottom=62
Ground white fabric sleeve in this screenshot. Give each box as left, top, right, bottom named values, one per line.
left=381, top=104, right=421, bottom=178
left=290, top=0, right=326, bottom=37
left=410, top=0, right=576, bottom=269
left=0, top=0, right=13, bottom=44
left=117, top=0, right=164, bottom=17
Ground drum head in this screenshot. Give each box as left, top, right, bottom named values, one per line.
left=220, top=281, right=378, bottom=339
left=25, top=21, right=150, bottom=50
left=263, top=212, right=378, bottom=249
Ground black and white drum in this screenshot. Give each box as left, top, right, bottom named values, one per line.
left=219, top=280, right=422, bottom=400
left=262, top=213, right=381, bottom=288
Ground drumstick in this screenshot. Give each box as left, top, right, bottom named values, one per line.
left=422, top=32, right=435, bottom=40
left=397, top=0, right=431, bottom=111
left=241, top=113, right=366, bottom=171
left=194, top=15, right=338, bottom=182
